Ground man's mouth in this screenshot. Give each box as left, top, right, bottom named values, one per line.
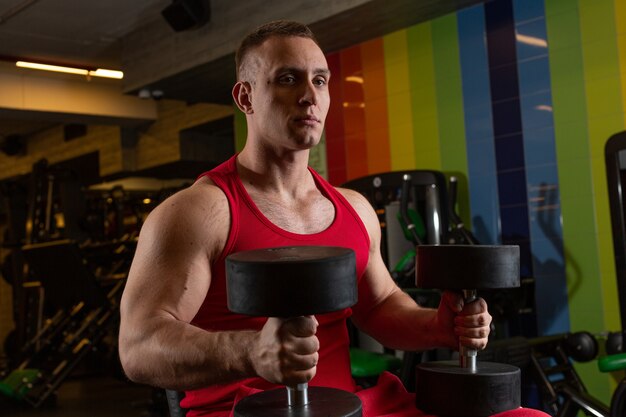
left=294, top=116, right=320, bottom=125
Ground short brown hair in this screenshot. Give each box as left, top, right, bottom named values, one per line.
left=235, top=20, right=319, bottom=81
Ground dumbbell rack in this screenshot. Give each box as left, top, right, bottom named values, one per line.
left=0, top=278, right=124, bottom=407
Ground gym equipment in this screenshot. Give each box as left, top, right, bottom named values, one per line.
left=605, top=331, right=623, bottom=355
left=528, top=332, right=624, bottom=417
left=0, top=278, right=124, bottom=407
left=475, top=331, right=626, bottom=416
left=0, top=238, right=133, bottom=407
left=602, top=130, right=626, bottom=417
left=343, top=171, right=449, bottom=269
left=225, top=246, right=362, bottom=417
left=414, top=244, right=522, bottom=416
left=165, top=389, right=187, bottom=417
left=605, top=131, right=626, bottom=351
left=349, top=347, right=402, bottom=382
left=446, top=176, right=479, bottom=245
left=342, top=172, right=450, bottom=387
left=343, top=171, right=506, bottom=391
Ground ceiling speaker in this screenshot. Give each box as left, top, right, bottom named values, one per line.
left=162, top=0, right=210, bottom=32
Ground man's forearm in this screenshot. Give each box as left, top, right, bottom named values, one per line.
left=353, top=289, right=448, bottom=352
left=120, top=316, right=258, bottom=391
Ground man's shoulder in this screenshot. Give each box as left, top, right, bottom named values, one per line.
left=335, top=186, right=379, bottom=233
left=335, top=186, right=369, bottom=209
left=147, top=178, right=229, bottom=226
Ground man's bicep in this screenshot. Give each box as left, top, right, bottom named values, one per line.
left=351, top=248, right=399, bottom=325
left=342, top=196, right=397, bottom=323
left=122, top=226, right=211, bottom=325
left=121, top=188, right=227, bottom=325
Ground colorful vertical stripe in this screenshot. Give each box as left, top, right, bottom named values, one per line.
left=325, top=52, right=348, bottom=185
left=458, top=5, right=501, bottom=246
left=340, top=46, right=368, bottom=180
left=384, top=30, right=415, bottom=171
left=579, top=0, right=623, bottom=334
left=484, top=1, right=535, bottom=290
left=513, top=0, right=569, bottom=336
left=432, top=13, right=471, bottom=226
left=406, top=23, right=441, bottom=170
left=361, top=38, right=391, bottom=174
left=618, top=0, right=626, bottom=126
left=545, top=0, right=598, bottom=339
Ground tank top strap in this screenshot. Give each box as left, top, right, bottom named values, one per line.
left=307, top=167, right=371, bottom=251
left=197, top=155, right=241, bottom=265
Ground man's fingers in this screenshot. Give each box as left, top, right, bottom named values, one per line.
left=279, top=352, right=318, bottom=385
left=254, top=316, right=320, bottom=385
left=284, top=334, right=320, bottom=355
left=460, top=297, right=488, bottom=315
left=451, top=297, right=491, bottom=350
left=284, top=352, right=319, bottom=371
left=454, top=312, right=491, bottom=328
left=455, top=325, right=490, bottom=339
left=283, top=316, right=318, bottom=337
left=441, top=291, right=464, bottom=313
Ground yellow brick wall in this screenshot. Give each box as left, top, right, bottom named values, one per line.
left=136, top=100, right=233, bottom=170
left=0, top=125, right=123, bottom=181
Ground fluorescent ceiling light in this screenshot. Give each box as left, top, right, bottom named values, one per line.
left=16, top=61, right=88, bottom=75
left=88, top=68, right=124, bottom=79
left=15, top=61, right=123, bottom=79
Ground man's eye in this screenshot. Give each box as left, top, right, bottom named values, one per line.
left=280, top=75, right=296, bottom=84
left=314, top=78, right=327, bottom=86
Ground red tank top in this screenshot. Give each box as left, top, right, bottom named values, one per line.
left=180, top=155, right=370, bottom=415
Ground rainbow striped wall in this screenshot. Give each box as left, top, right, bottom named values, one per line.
left=232, top=0, right=625, bottom=401
left=322, top=0, right=625, bottom=401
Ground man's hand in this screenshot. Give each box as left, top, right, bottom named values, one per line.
left=251, top=316, right=319, bottom=385
left=437, top=291, right=492, bottom=350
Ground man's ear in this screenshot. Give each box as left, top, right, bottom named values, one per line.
left=232, top=81, right=253, bottom=114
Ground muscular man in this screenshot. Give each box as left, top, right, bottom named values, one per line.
left=119, top=20, right=548, bottom=417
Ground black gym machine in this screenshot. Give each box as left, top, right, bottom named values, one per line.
left=364, top=170, right=626, bottom=416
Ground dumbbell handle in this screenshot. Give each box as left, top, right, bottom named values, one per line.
left=287, top=382, right=309, bottom=406
left=281, top=316, right=312, bottom=407
left=460, top=289, right=478, bottom=373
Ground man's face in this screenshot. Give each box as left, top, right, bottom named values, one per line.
left=244, top=36, right=330, bottom=150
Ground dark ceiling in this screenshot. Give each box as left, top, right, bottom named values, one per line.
left=0, top=0, right=486, bottom=138
left=141, top=0, right=487, bottom=105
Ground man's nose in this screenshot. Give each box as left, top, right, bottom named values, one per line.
left=299, top=81, right=317, bottom=106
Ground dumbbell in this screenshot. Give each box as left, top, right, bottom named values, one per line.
left=226, top=246, right=362, bottom=417
left=414, top=244, right=521, bottom=417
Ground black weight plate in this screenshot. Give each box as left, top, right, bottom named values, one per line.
left=415, top=360, right=521, bottom=417
left=233, top=386, right=362, bottom=417
left=226, top=246, right=357, bottom=317
left=415, top=245, right=520, bottom=290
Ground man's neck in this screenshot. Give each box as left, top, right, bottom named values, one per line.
left=236, top=143, right=334, bottom=235
left=237, top=144, right=312, bottom=195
